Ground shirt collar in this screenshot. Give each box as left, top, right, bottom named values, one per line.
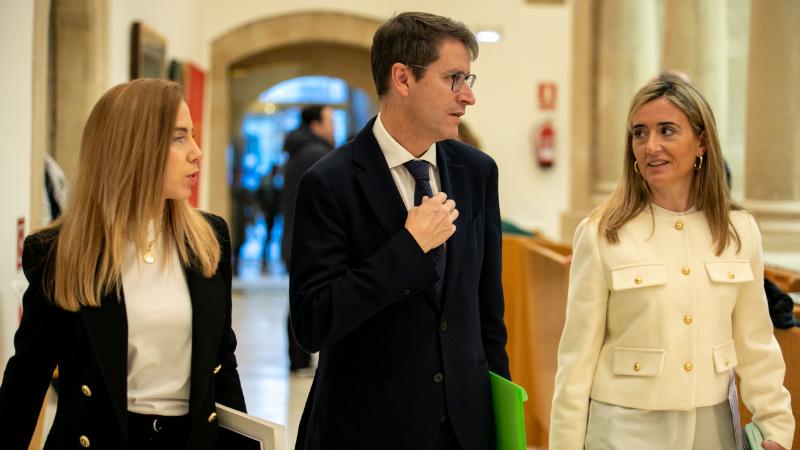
left=373, top=113, right=437, bottom=169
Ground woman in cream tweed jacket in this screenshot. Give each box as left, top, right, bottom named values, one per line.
left=550, top=75, right=794, bottom=450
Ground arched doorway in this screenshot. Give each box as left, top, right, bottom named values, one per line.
left=208, top=11, right=382, bottom=224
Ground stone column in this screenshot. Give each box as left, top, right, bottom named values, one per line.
left=593, top=0, right=661, bottom=202
left=662, top=0, right=730, bottom=184
left=562, top=0, right=660, bottom=242
left=743, top=0, right=800, bottom=251
left=52, top=0, right=107, bottom=182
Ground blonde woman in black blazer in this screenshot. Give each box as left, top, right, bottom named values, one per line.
left=0, top=79, right=251, bottom=450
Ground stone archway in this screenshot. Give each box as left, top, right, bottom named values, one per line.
left=208, top=11, right=382, bottom=221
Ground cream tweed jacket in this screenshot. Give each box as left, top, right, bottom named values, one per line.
left=550, top=205, right=794, bottom=450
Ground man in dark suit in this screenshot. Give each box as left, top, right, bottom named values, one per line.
left=290, top=11, right=509, bottom=450
left=281, top=105, right=335, bottom=374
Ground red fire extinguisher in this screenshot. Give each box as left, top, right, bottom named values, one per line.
left=535, top=121, right=555, bottom=168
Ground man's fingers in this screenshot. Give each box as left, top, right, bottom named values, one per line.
left=450, top=208, right=460, bottom=222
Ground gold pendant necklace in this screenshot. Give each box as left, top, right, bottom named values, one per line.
left=143, top=238, right=157, bottom=264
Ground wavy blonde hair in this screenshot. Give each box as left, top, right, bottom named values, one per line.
left=593, top=74, right=742, bottom=255
left=44, top=78, right=220, bottom=311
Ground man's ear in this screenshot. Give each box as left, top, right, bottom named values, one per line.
left=390, top=62, right=413, bottom=98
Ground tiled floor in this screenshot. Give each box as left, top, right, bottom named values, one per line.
left=232, top=268, right=312, bottom=450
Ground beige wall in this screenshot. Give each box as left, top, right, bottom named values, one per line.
left=195, top=0, right=573, bottom=237
left=0, top=0, right=35, bottom=379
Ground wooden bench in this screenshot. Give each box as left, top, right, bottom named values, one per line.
left=502, top=235, right=571, bottom=448
left=738, top=327, right=800, bottom=450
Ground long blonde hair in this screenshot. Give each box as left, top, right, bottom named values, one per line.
left=44, top=78, right=220, bottom=311
left=594, top=74, right=742, bottom=255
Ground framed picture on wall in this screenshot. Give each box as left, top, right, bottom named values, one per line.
left=130, top=22, right=167, bottom=79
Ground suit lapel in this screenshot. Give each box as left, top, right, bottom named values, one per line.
left=82, top=292, right=129, bottom=436
left=437, top=142, right=468, bottom=309
left=184, top=263, right=225, bottom=422
left=353, top=119, right=408, bottom=238
left=352, top=121, right=469, bottom=309
left=82, top=262, right=225, bottom=434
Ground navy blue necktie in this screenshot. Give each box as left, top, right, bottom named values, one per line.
left=403, top=160, right=446, bottom=300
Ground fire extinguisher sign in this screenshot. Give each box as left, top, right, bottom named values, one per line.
left=537, top=82, right=557, bottom=111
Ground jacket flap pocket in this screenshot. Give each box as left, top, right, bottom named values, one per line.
left=613, top=346, right=665, bottom=376
left=704, top=260, right=754, bottom=283
left=610, top=263, right=666, bottom=291
left=712, top=340, right=738, bottom=373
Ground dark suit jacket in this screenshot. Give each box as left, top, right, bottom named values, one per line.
left=280, top=126, right=333, bottom=266
left=0, top=213, right=248, bottom=450
left=290, top=119, right=510, bottom=450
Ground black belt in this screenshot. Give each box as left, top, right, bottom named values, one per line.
left=128, top=411, right=189, bottom=447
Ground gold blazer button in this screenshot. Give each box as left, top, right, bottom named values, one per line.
left=79, top=435, right=91, bottom=448
left=723, top=358, right=730, bottom=367
left=81, top=385, right=92, bottom=397
left=728, top=272, right=735, bottom=280
left=675, top=221, right=684, bottom=230
left=683, top=362, right=693, bottom=372
left=633, top=362, right=641, bottom=372
left=681, top=266, right=690, bottom=275
left=634, top=275, right=643, bottom=285
left=683, top=315, right=693, bottom=325
left=213, top=364, right=222, bottom=375
left=208, top=412, right=218, bottom=423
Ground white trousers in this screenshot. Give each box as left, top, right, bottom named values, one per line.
left=584, top=400, right=737, bottom=450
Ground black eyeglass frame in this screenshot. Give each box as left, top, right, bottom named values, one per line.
left=406, top=63, right=477, bottom=92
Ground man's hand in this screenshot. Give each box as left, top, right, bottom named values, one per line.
left=762, top=440, right=786, bottom=450
left=405, top=192, right=458, bottom=253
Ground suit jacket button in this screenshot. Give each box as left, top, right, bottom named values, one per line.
left=439, top=321, right=448, bottom=332
left=433, top=372, right=444, bottom=383
left=79, top=435, right=90, bottom=447
left=81, top=385, right=92, bottom=397
left=213, top=364, right=222, bottom=375
left=399, top=288, right=411, bottom=298
left=208, top=412, right=218, bottom=423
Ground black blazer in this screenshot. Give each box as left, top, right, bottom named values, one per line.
left=0, top=213, right=248, bottom=450
left=290, top=119, right=510, bottom=450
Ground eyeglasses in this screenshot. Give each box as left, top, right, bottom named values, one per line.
left=406, top=64, right=477, bottom=92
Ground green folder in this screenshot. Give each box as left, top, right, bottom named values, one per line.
left=489, top=371, right=528, bottom=450
left=743, top=422, right=763, bottom=450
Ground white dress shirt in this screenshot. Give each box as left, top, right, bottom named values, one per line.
left=373, top=113, right=440, bottom=210
left=122, top=226, right=192, bottom=416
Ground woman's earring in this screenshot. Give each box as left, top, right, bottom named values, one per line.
left=634, top=161, right=640, bottom=175
left=694, top=155, right=703, bottom=170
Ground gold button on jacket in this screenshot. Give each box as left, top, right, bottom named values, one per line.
left=213, top=364, right=222, bottom=375
left=81, top=385, right=92, bottom=397
left=79, top=435, right=90, bottom=448
left=208, top=412, right=217, bottom=423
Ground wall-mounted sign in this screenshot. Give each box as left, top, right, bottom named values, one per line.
left=537, top=82, right=558, bottom=111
